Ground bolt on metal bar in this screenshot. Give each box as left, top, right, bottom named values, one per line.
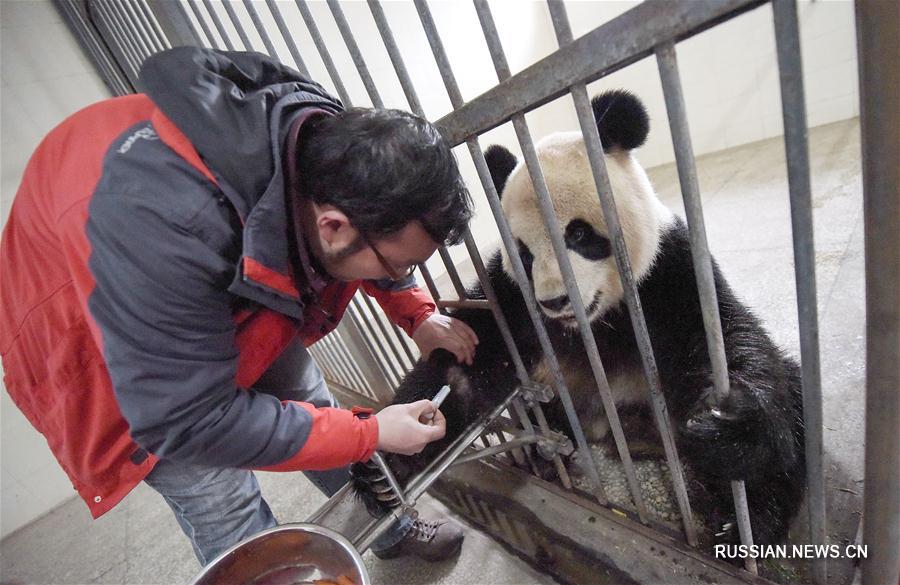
left=351, top=296, right=403, bottom=386
left=437, top=247, right=468, bottom=299
left=135, top=0, right=169, bottom=50
left=115, top=0, right=157, bottom=55
left=325, top=0, right=383, bottom=109
left=220, top=0, right=254, bottom=51
left=367, top=0, right=423, bottom=115
left=184, top=0, right=219, bottom=49
left=548, top=0, right=697, bottom=544
left=856, top=1, right=900, bottom=584
left=656, top=42, right=755, bottom=563
left=772, top=2, right=828, bottom=582
left=417, top=0, right=607, bottom=507
left=295, top=0, right=352, bottom=106
left=263, top=0, right=310, bottom=77
left=242, top=0, right=279, bottom=58
left=201, top=0, right=235, bottom=51
left=466, top=0, right=645, bottom=519
left=359, top=292, right=411, bottom=377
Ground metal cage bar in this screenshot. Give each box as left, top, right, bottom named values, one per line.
left=263, top=0, right=310, bottom=77
left=220, top=0, right=254, bottom=51
left=91, top=0, right=142, bottom=80
left=547, top=0, right=698, bottom=546
left=295, top=0, right=352, bottom=106
left=351, top=296, right=403, bottom=387
left=856, top=0, right=900, bottom=582
left=772, top=1, right=828, bottom=582
left=325, top=0, right=383, bottom=109
left=134, top=0, right=169, bottom=51
left=464, top=0, right=647, bottom=519
left=185, top=0, right=220, bottom=49
left=116, top=0, right=160, bottom=55
left=242, top=0, right=279, bottom=59
left=201, top=0, right=235, bottom=51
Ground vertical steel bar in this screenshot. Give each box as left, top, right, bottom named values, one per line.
left=336, top=333, right=376, bottom=397
left=101, top=0, right=145, bottom=67
left=438, top=247, right=468, bottom=299
left=417, top=263, right=443, bottom=305
left=201, top=0, right=235, bottom=51
left=263, top=0, right=310, bottom=77
left=464, top=0, right=644, bottom=517
left=58, top=0, right=133, bottom=95
left=856, top=1, right=900, bottom=582
left=242, top=0, right=279, bottom=58
left=184, top=0, right=220, bottom=49
left=146, top=0, right=201, bottom=46
left=116, top=0, right=159, bottom=55
left=353, top=296, right=403, bottom=386
left=135, top=0, right=169, bottom=51
left=367, top=0, right=424, bottom=115
left=548, top=0, right=697, bottom=545
left=345, top=302, right=397, bottom=399
left=772, top=1, right=827, bottom=582
left=220, top=0, right=254, bottom=50
left=91, top=1, right=141, bottom=79
left=325, top=0, right=384, bottom=108
left=419, top=0, right=608, bottom=506
left=390, top=322, right=417, bottom=366
left=321, top=334, right=355, bottom=389
left=295, top=0, right=352, bottom=106
left=656, top=41, right=754, bottom=564
left=359, top=292, right=411, bottom=376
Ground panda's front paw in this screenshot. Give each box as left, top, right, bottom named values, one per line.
left=350, top=459, right=401, bottom=517
left=681, top=384, right=765, bottom=479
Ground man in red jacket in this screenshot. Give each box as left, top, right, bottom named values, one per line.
left=0, top=47, right=477, bottom=564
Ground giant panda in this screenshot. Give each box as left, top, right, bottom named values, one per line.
left=352, top=90, right=806, bottom=547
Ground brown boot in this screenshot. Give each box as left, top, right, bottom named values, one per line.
left=372, top=517, right=464, bottom=562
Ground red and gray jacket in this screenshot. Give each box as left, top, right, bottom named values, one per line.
left=0, top=48, right=435, bottom=518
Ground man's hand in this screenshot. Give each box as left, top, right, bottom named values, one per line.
left=375, top=400, right=447, bottom=455
left=412, top=314, right=479, bottom=365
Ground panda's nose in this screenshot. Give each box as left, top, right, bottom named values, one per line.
left=538, top=295, right=570, bottom=312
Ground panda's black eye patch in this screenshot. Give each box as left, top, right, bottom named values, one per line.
left=565, top=219, right=611, bottom=261
left=516, top=239, right=534, bottom=280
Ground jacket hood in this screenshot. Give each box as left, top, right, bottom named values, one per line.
left=139, top=47, right=343, bottom=214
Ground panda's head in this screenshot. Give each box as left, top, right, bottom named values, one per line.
left=486, top=90, right=672, bottom=327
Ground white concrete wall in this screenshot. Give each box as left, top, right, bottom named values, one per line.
left=1, top=0, right=111, bottom=538
left=2, top=0, right=858, bottom=536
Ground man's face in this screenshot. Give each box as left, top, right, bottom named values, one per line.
left=317, top=215, right=440, bottom=282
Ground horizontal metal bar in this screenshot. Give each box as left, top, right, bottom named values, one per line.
left=436, top=0, right=764, bottom=146
left=856, top=0, right=900, bottom=582
left=435, top=299, right=491, bottom=311
left=451, top=436, right=540, bottom=468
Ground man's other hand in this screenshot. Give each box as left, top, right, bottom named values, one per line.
left=412, top=314, right=479, bottom=365
left=375, top=400, right=446, bottom=455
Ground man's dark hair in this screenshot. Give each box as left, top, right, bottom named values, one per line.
left=295, top=108, right=472, bottom=245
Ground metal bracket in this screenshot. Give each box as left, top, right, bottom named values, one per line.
left=519, top=382, right=554, bottom=406
left=536, top=429, right=574, bottom=460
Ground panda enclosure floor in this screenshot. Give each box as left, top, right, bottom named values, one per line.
left=0, top=118, right=864, bottom=585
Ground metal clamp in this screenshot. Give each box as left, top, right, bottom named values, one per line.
left=535, top=429, right=574, bottom=460
left=519, top=382, right=554, bottom=407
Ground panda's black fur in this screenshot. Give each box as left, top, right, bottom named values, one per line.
left=352, top=90, right=805, bottom=547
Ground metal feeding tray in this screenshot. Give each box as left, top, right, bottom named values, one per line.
left=190, top=524, right=370, bottom=585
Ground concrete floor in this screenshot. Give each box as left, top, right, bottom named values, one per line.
left=0, top=117, right=865, bottom=585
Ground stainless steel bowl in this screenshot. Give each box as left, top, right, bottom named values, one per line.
left=190, top=523, right=370, bottom=585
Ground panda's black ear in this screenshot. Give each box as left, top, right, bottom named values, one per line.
left=484, top=144, right=518, bottom=199
left=591, top=89, right=649, bottom=152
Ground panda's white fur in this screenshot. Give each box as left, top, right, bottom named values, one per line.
left=500, top=131, right=675, bottom=324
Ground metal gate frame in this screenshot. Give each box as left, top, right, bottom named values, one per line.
left=56, top=1, right=898, bottom=584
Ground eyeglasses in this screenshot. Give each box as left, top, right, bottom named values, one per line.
left=360, top=232, right=416, bottom=282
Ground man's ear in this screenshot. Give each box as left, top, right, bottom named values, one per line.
left=314, top=205, right=355, bottom=251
